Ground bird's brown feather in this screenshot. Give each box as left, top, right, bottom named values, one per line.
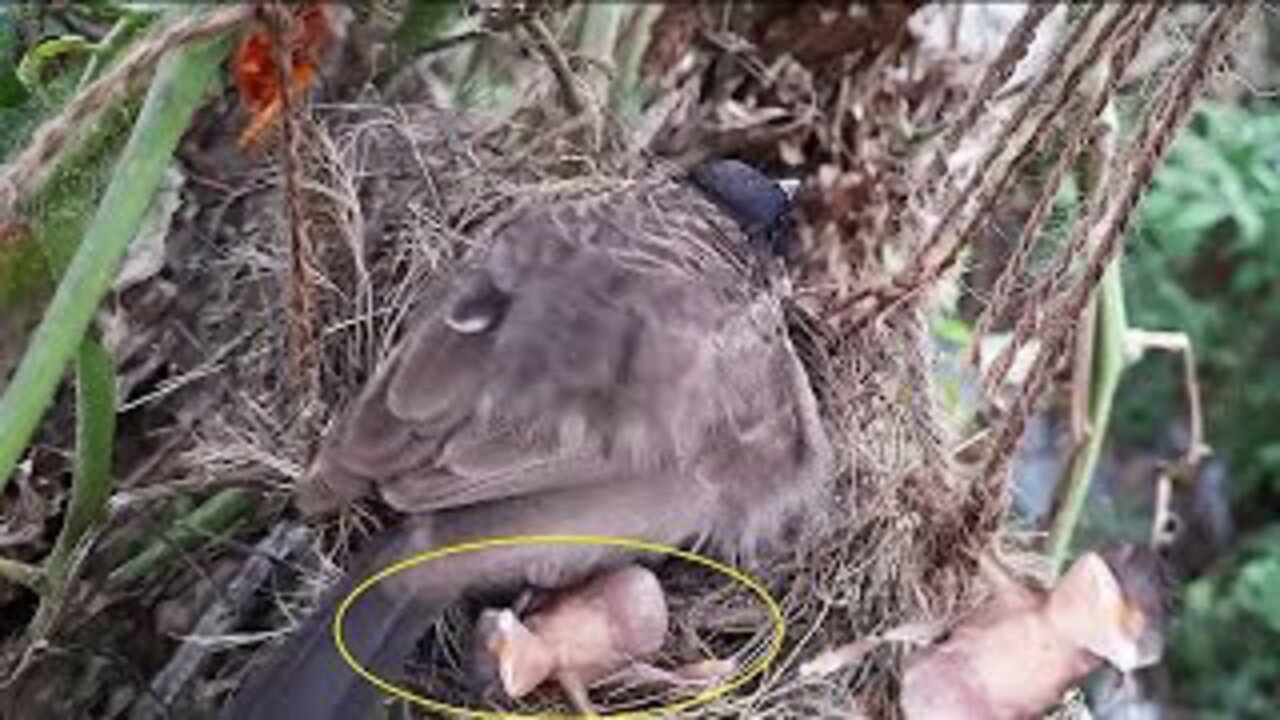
left=236, top=172, right=831, bottom=719
left=297, top=180, right=827, bottom=544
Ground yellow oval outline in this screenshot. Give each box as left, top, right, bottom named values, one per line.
left=332, top=534, right=786, bottom=719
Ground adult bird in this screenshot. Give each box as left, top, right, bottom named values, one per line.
left=222, top=159, right=833, bottom=719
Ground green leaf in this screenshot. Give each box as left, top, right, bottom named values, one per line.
left=30, top=98, right=138, bottom=278
left=1249, top=161, right=1280, bottom=195
left=0, top=224, right=51, bottom=382
left=0, top=16, right=29, bottom=108
left=932, top=315, right=974, bottom=347
left=0, top=20, right=235, bottom=493
left=1234, top=556, right=1280, bottom=635
left=392, top=0, right=461, bottom=57
left=78, top=12, right=155, bottom=89
left=1219, top=171, right=1265, bottom=246
left=16, top=35, right=96, bottom=88
left=611, top=4, right=663, bottom=120
left=1230, top=261, right=1275, bottom=295
left=1164, top=200, right=1227, bottom=244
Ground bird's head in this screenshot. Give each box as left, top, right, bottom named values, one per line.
left=685, top=158, right=799, bottom=261
left=1048, top=545, right=1168, bottom=672
left=475, top=608, right=556, bottom=699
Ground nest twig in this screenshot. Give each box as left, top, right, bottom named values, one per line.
left=127, top=3, right=1255, bottom=717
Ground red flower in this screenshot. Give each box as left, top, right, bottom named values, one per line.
left=234, top=4, right=333, bottom=147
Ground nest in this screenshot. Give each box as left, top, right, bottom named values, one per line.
left=0, top=3, right=1249, bottom=718
left=162, top=3, right=1249, bottom=718
left=175, top=102, right=986, bottom=720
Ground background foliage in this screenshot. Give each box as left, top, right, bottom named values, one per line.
left=1120, top=100, right=1280, bottom=717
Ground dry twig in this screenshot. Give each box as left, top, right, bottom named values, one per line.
left=263, top=4, right=322, bottom=398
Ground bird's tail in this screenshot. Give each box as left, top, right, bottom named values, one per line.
left=221, top=529, right=440, bottom=720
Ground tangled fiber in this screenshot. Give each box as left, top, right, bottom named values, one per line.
left=182, top=4, right=1252, bottom=717
left=0, top=3, right=1250, bottom=718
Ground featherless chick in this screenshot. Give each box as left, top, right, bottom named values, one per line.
left=222, top=160, right=832, bottom=720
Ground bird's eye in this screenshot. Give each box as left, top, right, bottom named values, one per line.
left=446, top=274, right=511, bottom=334
left=447, top=310, right=495, bottom=334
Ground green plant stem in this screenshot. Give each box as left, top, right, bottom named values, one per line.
left=78, top=12, right=153, bottom=90
left=575, top=1, right=625, bottom=104
left=1046, top=92, right=1129, bottom=573
left=610, top=4, right=662, bottom=120
left=33, top=337, right=114, bottom=611
left=0, top=556, right=44, bottom=592
left=16, top=35, right=95, bottom=89
left=1047, top=259, right=1128, bottom=573
left=0, top=25, right=232, bottom=494
left=108, top=489, right=255, bottom=586
left=26, top=336, right=114, bottom=636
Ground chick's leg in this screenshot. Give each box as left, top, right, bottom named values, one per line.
left=558, top=672, right=599, bottom=717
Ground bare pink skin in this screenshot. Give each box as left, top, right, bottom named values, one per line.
left=481, top=565, right=669, bottom=712
left=800, top=551, right=1162, bottom=720
left=900, top=553, right=1152, bottom=720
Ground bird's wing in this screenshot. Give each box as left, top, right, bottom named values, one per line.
left=297, top=181, right=828, bottom=519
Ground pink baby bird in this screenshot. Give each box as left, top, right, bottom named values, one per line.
left=478, top=564, right=669, bottom=714
left=900, top=546, right=1165, bottom=720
